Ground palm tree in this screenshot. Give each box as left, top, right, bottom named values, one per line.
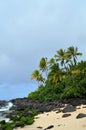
left=70, top=60, right=86, bottom=76
left=48, top=58, right=55, bottom=66
left=39, top=57, right=48, bottom=78
left=48, top=63, right=63, bottom=84
left=31, top=70, right=44, bottom=86
left=77, top=61, right=86, bottom=74
left=67, top=46, right=82, bottom=66
left=54, top=49, right=70, bottom=70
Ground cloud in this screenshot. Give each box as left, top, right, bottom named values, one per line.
left=0, top=0, right=86, bottom=84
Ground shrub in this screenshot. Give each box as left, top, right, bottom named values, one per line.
left=26, top=117, right=34, bottom=125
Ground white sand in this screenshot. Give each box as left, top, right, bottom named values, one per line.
left=17, top=105, right=86, bottom=130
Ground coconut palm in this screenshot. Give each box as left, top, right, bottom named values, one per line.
left=77, top=60, right=86, bottom=73
left=39, top=57, right=48, bottom=78
left=67, top=46, right=82, bottom=66
left=48, top=63, right=63, bottom=84
left=70, top=60, right=86, bottom=76
left=54, top=49, right=70, bottom=71
left=48, top=58, right=55, bottom=67
left=31, top=70, right=44, bottom=86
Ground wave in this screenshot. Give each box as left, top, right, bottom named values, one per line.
left=0, top=102, right=13, bottom=122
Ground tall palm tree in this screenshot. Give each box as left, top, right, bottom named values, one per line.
left=48, top=58, right=55, bottom=66
left=39, top=57, right=48, bottom=78
left=54, top=49, right=69, bottom=70
left=67, top=46, right=82, bottom=66
left=48, top=63, right=63, bottom=84
left=31, top=70, right=44, bottom=86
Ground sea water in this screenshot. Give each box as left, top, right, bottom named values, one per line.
left=0, top=102, right=13, bottom=122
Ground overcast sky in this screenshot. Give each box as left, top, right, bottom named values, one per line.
left=0, top=0, right=86, bottom=99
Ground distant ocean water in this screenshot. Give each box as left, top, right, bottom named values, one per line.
left=0, top=83, right=38, bottom=100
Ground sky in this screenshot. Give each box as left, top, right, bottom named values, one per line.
left=0, top=0, right=86, bottom=100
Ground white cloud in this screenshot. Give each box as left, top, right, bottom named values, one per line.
left=0, top=0, right=85, bottom=84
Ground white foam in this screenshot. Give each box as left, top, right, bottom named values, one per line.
left=0, top=117, right=10, bottom=122
left=0, top=102, right=13, bottom=122
left=0, top=102, right=13, bottom=112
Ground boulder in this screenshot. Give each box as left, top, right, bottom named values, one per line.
left=44, top=125, right=54, bottom=130
left=62, top=105, right=76, bottom=113
left=62, top=113, right=71, bottom=118
left=76, top=113, right=86, bottom=119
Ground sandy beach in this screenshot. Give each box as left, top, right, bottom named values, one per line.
left=16, top=105, right=86, bottom=130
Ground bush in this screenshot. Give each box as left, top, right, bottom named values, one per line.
left=28, top=72, right=86, bottom=101
left=26, top=117, right=34, bottom=125
left=60, top=75, right=86, bottom=99
left=0, top=123, right=14, bottom=130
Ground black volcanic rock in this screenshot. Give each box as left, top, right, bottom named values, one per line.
left=10, top=98, right=86, bottom=113
left=62, top=105, right=76, bottom=113
left=76, top=113, right=86, bottom=119
left=61, top=98, right=86, bottom=106
left=11, top=98, right=65, bottom=112
left=62, top=113, right=71, bottom=118
left=44, top=125, right=54, bottom=130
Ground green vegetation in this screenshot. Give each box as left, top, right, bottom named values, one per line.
left=0, top=109, right=39, bottom=130
left=28, top=46, right=86, bottom=101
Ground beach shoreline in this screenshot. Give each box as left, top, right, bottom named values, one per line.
left=16, top=104, right=86, bottom=130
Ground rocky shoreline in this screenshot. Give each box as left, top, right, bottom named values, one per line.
left=0, top=98, right=86, bottom=130
left=0, top=97, right=86, bottom=112
left=10, top=97, right=86, bottom=112
left=0, top=97, right=86, bottom=115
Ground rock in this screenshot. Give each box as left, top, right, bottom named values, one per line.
left=44, top=125, right=54, bottom=130
left=56, top=108, right=62, bottom=113
left=10, top=98, right=86, bottom=114
left=0, top=120, right=6, bottom=125
left=62, top=105, right=76, bottom=113
left=62, top=113, right=71, bottom=118
left=60, top=98, right=86, bottom=106
left=76, top=113, right=86, bottom=119
left=0, top=101, right=8, bottom=108
left=37, top=126, right=43, bottom=129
